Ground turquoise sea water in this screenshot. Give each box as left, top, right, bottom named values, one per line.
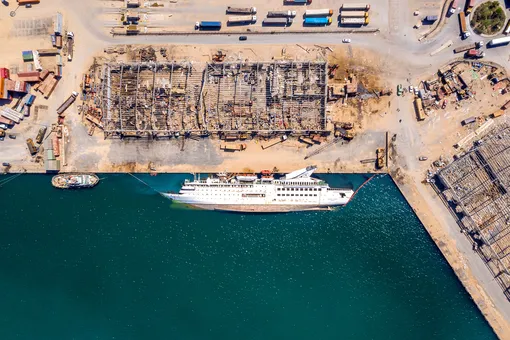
left=0, top=174, right=496, bottom=340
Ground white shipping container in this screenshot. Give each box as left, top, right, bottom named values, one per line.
left=54, top=12, right=63, bottom=35
left=490, top=36, right=510, bottom=45
left=305, top=9, right=333, bottom=16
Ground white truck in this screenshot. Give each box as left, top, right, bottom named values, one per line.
left=267, top=10, right=297, bottom=17
left=226, top=7, right=257, bottom=14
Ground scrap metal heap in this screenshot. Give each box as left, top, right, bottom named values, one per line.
left=435, top=123, right=510, bottom=299
left=100, top=61, right=328, bottom=138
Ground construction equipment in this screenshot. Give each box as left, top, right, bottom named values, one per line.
left=35, top=126, right=47, bottom=144
left=334, top=122, right=353, bottom=130
left=328, top=64, right=339, bottom=79
left=212, top=50, right=226, bottom=62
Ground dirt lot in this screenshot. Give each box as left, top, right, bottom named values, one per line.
left=54, top=43, right=403, bottom=174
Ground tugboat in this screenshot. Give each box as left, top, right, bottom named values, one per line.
left=51, top=173, right=99, bottom=189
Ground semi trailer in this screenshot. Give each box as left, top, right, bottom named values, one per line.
left=263, top=17, right=293, bottom=25
left=304, top=17, right=332, bottom=25
left=285, top=0, right=312, bottom=4
left=67, top=32, right=74, bottom=61
left=226, top=6, right=257, bottom=14
left=453, top=41, right=483, bottom=53
left=459, top=11, right=470, bottom=39
left=227, top=15, right=257, bottom=24
left=489, top=36, right=510, bottom=46
left=195, top=21, right=222, bottom=30
left=341, top=3, right=370, bottom=11
left=340, top=17, right=369, bottom=25
left=339, top=11, right=368, bottom=17
left=56, top=91, right=78, bottom=116
left=305, top=9, right=333, bottom=16
left=267, top=10, right=297, bottom=17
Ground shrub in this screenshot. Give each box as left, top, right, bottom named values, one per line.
left=471, top=1, right=506, bottom=34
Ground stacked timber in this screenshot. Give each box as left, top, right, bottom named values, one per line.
left=37, top=75, right=59, bottom=98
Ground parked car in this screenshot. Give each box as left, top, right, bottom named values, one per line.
left=8, top=134, right=16, bottom=139
left=0, top=124, right=7, bottom=130
left=342, top=38, right=351, bottom=43
left=239, top=36, right=247, bottom=41
left=2, top=162, right=10, bottom=166
left=442, top=100, right=447, bottom=109
left=419, top=156, right=428, bottom=161
left=409, top=85, right=414, bottom=92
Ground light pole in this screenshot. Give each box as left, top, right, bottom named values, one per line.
left=10, top=5, right=20, bottom=17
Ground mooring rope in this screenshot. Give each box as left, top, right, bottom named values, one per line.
left=127, top=173, right=160, bottom=193
left=347, top=174, right=382, bottom=203
left=0, top=172, right=25, bottom=187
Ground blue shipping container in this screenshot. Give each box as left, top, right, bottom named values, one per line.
left=304, top=17, right=330, bottom=25
left=200, top=21, right=222, bottom=29
left=26, top=94, right=35, bottom=106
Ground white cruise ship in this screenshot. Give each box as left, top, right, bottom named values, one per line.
left=162, top=166, right=355, bottom=212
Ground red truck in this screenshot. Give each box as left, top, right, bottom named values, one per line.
left=465, top=49, right=485, bottom=59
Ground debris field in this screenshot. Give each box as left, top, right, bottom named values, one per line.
left=100, top=61, right=328, bottom=138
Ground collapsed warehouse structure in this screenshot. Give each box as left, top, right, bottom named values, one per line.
left=435, top=123, right=510, bottom=299
left=100, top=61, right=328, bottom=138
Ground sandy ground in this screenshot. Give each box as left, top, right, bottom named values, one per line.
left=61, top=43, right=400, bottom=174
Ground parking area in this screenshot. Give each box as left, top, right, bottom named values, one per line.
left=102, top=0, right=391, bottom=34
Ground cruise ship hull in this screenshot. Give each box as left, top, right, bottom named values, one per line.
left=170, top=202, right=339, bottom=213
left=162, top=194, right=349, bottom=213
left=163, top=166, right=354, bottom=213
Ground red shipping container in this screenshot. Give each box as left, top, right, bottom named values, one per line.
left=0, top=116, right=14, bottom=125
left=0, top=68, right=9, bottom=79
left=18, top=0, right=40, bottom=4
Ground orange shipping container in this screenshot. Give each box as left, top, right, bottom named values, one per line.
left=493, top=110, right=505, bottom=118
left=18, top=0, right=40, bottom=4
